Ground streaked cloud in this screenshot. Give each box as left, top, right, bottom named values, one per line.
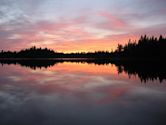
left=0, top=0, right=166, bottom=52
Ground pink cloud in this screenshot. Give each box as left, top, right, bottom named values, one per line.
left=98, top=11, right=128, bottom=30
left=36, top=21, right=71, bottom=32
left=1, top=10, right=165, bottom=52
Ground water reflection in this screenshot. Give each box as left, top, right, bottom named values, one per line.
left=0, top=59, right=166, bottom=83
left=0, top=61, right=166, bottom=125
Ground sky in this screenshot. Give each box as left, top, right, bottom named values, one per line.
left=0, top=0, right=166, bottom=52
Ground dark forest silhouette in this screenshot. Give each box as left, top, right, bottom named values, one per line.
left=112, top=35, right=166, bottom=59
left=0, top=35, right=166, bottom=83
left=0, top=35, right=165, bottom=59
left=0, top=46, right=111, bottom=58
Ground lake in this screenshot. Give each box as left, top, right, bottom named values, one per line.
left=0, top=61, right=166, bottom=125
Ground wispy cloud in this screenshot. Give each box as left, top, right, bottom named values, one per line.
left=0, top=0, right=166, bottom=52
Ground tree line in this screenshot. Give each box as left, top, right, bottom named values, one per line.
left=0, top=35, right=165, bottom=59
left=0, top=46, right=111, bottom=58
left=113, top=35, right=166, bottom=59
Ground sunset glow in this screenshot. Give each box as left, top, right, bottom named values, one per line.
left=0, top=0, right=166, bottom=52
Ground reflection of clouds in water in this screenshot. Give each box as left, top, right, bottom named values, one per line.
left=0, top=64, right=133, bottom=108
left=0, top=80, right=166, bottom=125
left=8, top=76, right=22, bottom=82
left=14, top=69, right=128, bottom=89
left=30, top=69, right=56, bottom=75
left=0, top=84, right=32, bottom=116
left=0, top=64, right=166, bottom=125
left=129, top=87, right=166, bottom=101
left=0, top=63, right=165, bottom=104
left=83, top=76, right=128, bottom=89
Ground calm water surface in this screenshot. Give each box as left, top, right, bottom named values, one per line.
left=0, top=62, right=166, bottom=125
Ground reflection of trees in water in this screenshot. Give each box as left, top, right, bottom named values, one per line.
left=114, top=61, right=166, bottom=83
left=0, top=60, right=60, bottom=70
left=0, top=59, right=166, bottom=83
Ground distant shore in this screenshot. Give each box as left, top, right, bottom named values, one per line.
left=0, top=35, right=165, bottom=59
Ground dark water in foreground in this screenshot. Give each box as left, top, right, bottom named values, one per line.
left=0, top=61, right=166, bottom=125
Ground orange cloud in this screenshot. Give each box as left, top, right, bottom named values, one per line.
left=0, top=15, right=139, bottom=52
left=8, top=32, right=139, bottom=53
